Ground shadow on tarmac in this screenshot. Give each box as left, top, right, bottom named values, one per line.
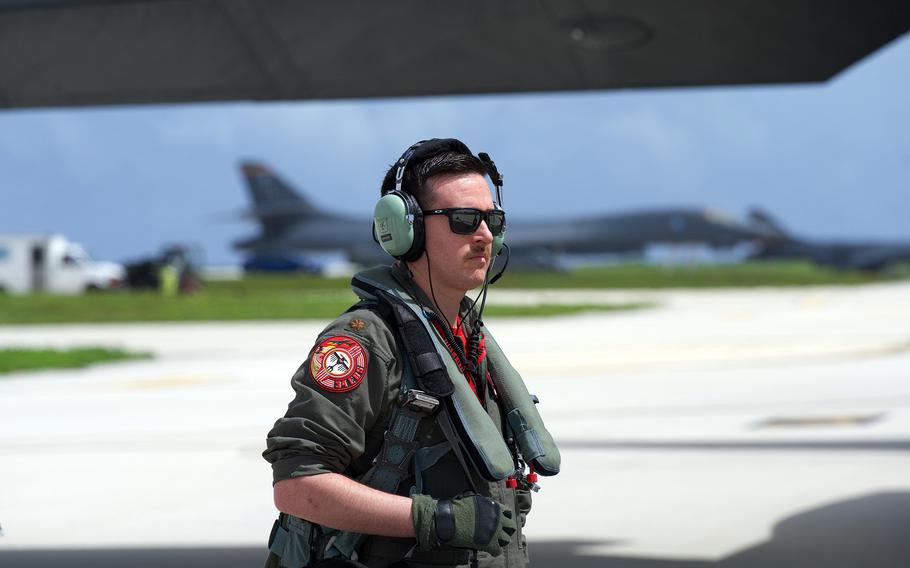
left=2, top=493, right=908, bottom=567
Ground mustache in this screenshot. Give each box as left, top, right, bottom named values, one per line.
left=465, top=245, right=490, bottom=261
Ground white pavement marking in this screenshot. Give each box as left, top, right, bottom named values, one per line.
left=0, top=282, right=909, bottom=558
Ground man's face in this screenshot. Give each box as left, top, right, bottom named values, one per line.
left=421, top=172, right=495, bottom=294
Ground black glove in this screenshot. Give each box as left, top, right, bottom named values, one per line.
left=411, top=492, right=516, bottom=556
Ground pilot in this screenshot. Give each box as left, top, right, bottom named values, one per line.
left=263, top=139, right=560, bottom=568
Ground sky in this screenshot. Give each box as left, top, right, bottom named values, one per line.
left=0, top=33, right=908, bottom=266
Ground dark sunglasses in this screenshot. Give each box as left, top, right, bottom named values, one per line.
left=422, top=208, right=507, bottom=236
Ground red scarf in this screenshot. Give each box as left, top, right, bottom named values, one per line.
left=431, top=316, right=486, bottom=398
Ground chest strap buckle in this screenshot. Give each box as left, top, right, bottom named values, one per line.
left=402, top=389, right=440, bottom=415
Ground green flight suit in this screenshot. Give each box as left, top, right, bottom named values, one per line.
left=263, top=264, right=533, bottom=568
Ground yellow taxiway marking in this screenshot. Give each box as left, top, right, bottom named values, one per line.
left=753, top=413, right=886, bottom=429
left=115, top=375, right=230, bottom=391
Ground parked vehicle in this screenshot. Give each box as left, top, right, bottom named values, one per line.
left=0, top=234, right=125, bottom=295
left=124, top=244, right=203, bottom=294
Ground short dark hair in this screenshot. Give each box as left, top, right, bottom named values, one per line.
left=381, top=143, right=487, bottom=209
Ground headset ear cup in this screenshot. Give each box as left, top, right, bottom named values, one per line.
left=373, top=191, right=425, bottom=260
left=374, top=193, right=413, bottom=258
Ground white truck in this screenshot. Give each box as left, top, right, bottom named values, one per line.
left=0, top=234, right=125, bottom=295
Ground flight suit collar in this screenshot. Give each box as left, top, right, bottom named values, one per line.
left=389, top=262, right=481, bottom=335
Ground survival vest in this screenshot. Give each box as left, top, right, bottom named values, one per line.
left=265, top=266, right=560, bottom=568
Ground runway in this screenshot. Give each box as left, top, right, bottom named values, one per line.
left=1, top=281, right=909, bottom=566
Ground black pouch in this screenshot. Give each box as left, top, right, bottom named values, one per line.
left=267, top=515, right=318, bottom=568
left=312, top=559, right=369, bottom=568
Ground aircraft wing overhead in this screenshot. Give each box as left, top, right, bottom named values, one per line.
left=1, top=0, right=908, bottom=109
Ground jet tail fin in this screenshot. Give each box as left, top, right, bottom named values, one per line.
left=747, top=208, right=790, bottom=239
left=240, top=161, right=321, bottom=219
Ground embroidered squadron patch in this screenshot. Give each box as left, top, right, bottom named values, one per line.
left=309, top=335, right=368, bottom=393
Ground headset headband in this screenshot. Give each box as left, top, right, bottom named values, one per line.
left=477, top=152, right=504, bottom=207
left=389, top=138, right=503, bottom=207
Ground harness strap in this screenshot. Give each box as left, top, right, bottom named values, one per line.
left=358, top=408, right=422, bottom=493
left=375, top=289, right=454, bottom=398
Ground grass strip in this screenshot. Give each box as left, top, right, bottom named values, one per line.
left=0, top=261, right=893, bottom=325
left=0, top=347, right=152, bottom=374
left=492, top=261, right=885, bottom=288
left=0, top=291, right=645, bottom=324
left=0, top=291, right=360, bottom=324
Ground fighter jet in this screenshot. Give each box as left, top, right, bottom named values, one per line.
left=233, top=161, right=766, bottom=270
left=748, top=210, right=910, bottom=272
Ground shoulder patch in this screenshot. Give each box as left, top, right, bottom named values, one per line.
left=309, top=335, right=369, bottom=393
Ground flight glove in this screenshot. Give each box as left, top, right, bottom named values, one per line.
left=411, top=492, right=516, bottom=556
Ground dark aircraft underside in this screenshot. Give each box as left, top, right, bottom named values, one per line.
left=1, top=0, right=909, bottom=109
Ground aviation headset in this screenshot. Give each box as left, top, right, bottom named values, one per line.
left=373, top=138, right=506, bottom=262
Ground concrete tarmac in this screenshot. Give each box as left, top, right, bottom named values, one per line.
left=1, top=282, right=909, bottom=566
